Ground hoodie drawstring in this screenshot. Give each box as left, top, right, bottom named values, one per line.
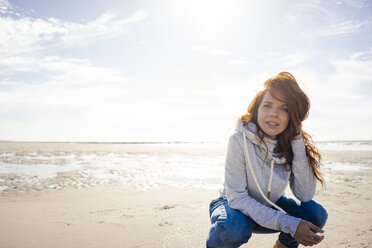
left=242, top=130, right=288, bottom=215
left=267, top=160, right=274, bottom=199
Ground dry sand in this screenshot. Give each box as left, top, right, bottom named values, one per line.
left=0, top=150, right=371, bottom=247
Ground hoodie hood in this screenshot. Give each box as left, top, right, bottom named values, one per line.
left=236, top=121, right=287, bottom=165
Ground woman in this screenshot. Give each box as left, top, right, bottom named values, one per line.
left=206, top=72, right=328, bottom=248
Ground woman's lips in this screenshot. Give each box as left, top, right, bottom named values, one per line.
left=266, top=121, right=279, bottom=127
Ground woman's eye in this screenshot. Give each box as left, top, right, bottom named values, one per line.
left=263, top=104, right=271, bottom=108
left=280, top=107, right=288, bottom=112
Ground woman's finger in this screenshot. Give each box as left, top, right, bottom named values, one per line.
left=308, top=222, right=324, bottom=233
left=299, top=230, right=321, bottom=245
left=310, top=232, right=324, bottom=243
left=300, top=240, right=313, bottom=246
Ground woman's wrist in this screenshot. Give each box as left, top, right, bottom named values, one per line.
left=291, top=138, right=307, bottom=161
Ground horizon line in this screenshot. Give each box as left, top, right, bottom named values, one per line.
left=0, top=139, right=372, bottom=144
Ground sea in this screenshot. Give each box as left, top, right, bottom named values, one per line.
left=0, top=140, right=371, bottom=194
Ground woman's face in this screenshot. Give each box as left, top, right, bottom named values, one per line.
left=257, top=91, right=289, bottom=139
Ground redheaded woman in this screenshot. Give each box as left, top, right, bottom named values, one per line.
left=206, top=72, right=328, bottom=248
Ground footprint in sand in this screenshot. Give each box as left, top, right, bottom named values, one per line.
left=159, top=221, right=173, bottom=226
left=122, top=214, right=134, bottom=219
left=155, top=205, right=177, bottom=210
left=53, top=221, right=72, bottom=226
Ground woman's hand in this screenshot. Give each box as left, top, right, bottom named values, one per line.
left=294, top=219, right=325, bottom=246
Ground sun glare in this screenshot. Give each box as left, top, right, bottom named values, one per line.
left=171, top=0, right=242, bottom=41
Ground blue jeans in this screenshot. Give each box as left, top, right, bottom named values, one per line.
left=206, top=196, right=328, bottom=248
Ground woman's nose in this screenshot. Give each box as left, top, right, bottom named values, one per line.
left=270, top=108, right=278, bottom=117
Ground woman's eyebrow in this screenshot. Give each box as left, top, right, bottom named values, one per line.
left=262, top=100, right=288, bottom=106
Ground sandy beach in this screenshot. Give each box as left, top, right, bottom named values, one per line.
left=0, top=143, right=371, bottom=247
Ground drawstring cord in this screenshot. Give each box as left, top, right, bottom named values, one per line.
left=267, top=160, right=274, bottom=199
left=242, top=130, right=288, bottom=215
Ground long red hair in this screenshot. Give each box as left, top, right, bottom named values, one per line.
left=240, top=72, right=324, bottom=186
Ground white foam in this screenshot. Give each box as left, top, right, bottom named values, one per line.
left=317, top=141, right=372, bottom=151
left=0, top=185, right=8, bottom=191
left=0, top=150, right=226, bottom=192
left=0, top=142, right=369, bottom=193
left=0, top=153, right=15, bottom=157
left=322, top=161, right=369, bottom=171
left=0, top=162, right=82, bottom=179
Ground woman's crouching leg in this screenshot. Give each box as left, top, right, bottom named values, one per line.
left=276, top=196, right=328, bottom=229
left=276, top=197, right=328, bottom=248
left=300, top=200, right=328, bottom=228
left=206, top=198, right=252, bottom=248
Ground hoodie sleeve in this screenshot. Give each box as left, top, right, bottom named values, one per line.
left=224, top=133, right=301, bottom=237
left=289, top=138, right=317, bottom=202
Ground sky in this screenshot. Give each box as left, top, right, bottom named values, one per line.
left=0, top=0, right=371, bottom=142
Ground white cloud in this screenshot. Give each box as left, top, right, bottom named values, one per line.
left=0, top=0, right=12, bottom=15
left=0, top=56, right=131, bottom=114
left=1, top=1, right=370, bottom=142
left=340, top=0, right=371, bottom=8
left=227, top=57, right=250, bottom=65
left=192, top=46, right=232, bottom=56
left=0, top=16, right=63, bottom=55
left=0, top=2, right=146, bottom=124
left=289, top=56, right=372, bottom=140
left=309, top=20, right=366, bottom=37
left=281, top=52, right=310, bottom=68
left=0, top=9, right=147, bottom=57
left=286, top=2, right=334, bottom=24
left=295, top=56, right=372, bottom=101
left=0, top=55, right=263, bottom=142
left=60, top=10, right=147, bottom=46
left=326, top=58, right=372, bottom=96
left=0, top=55, right=129, bottom=85
left=191, top=46, right=207, bottom=51
left=286, top=1, right=370, bottom=38
left=209, top=49, right=232, bottom=56
left=350, top=47, right=372, bottom=60
left=42, top=56, right=129, bottom=85
left=0, top=80, right=18, bottom=86
left=255, top=52, right=310, bottom=69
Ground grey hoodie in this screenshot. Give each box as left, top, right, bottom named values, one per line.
left=219, top=121, right=317, bottom=237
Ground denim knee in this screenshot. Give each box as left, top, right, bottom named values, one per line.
left=207, top=219, right=252, bottom=248
left=301, top=200, right=328, bottom=228
left=207, top=199, right=252, bottom=248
